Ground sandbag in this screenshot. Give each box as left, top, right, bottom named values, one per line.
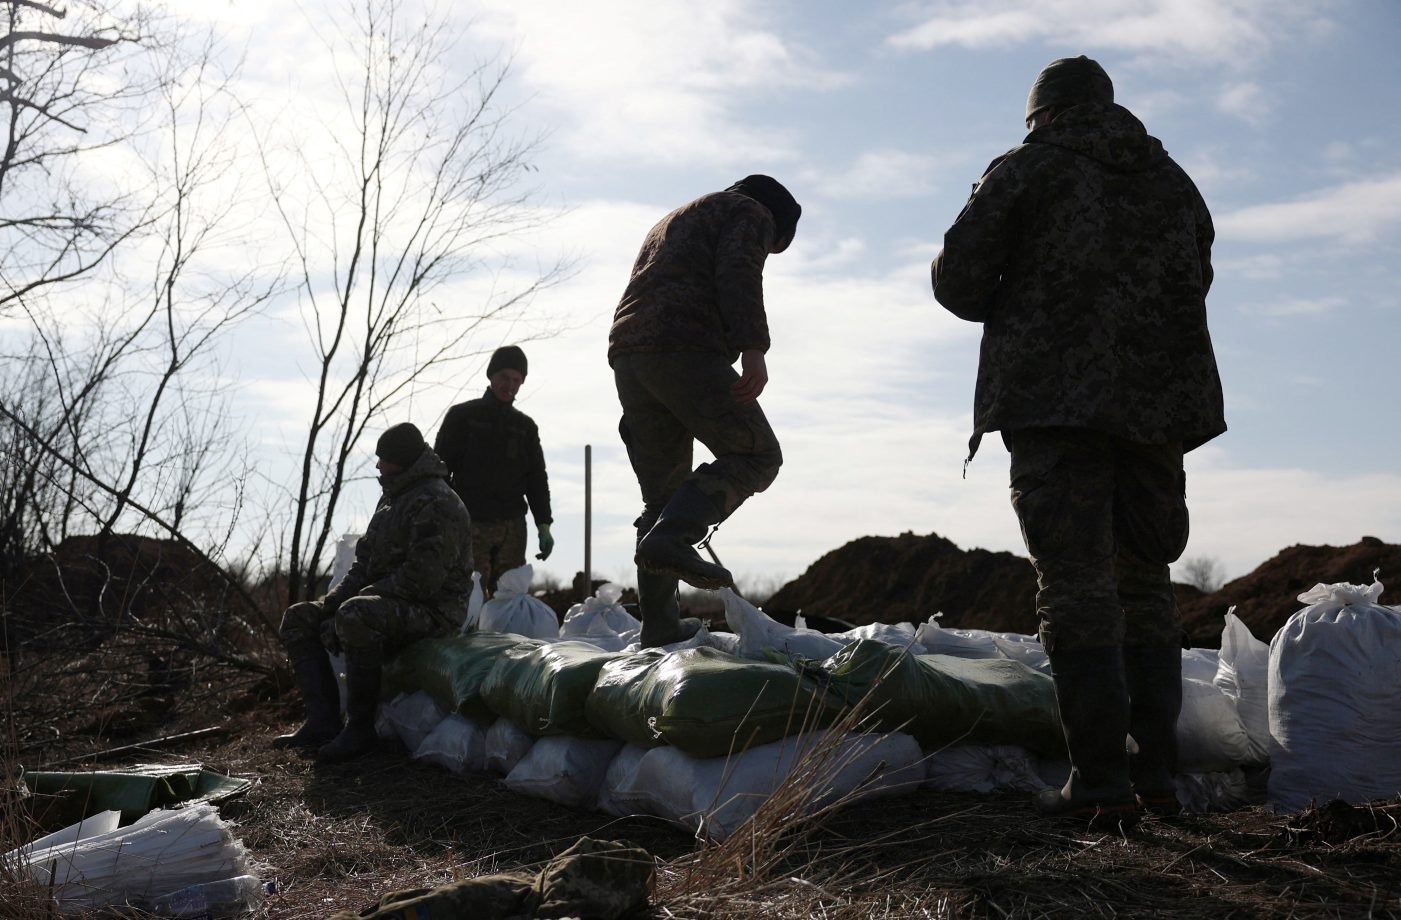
left=923, top=743, right=1044, bottom=794
left=559, top=583, right=641, bottom=651
left=481, top=641, right=625, bottom=737
left=1266, top=577, right=1401, bottom=812
left=378, top=691, right=449, bottom=752
left=478, top=564, right=560, bottom=639
left=412, top=713, right=489, bottom=775
left=722, top=588, right=844, bottom=661
left=484, top=719, right=536, bottom=776
left=383, top=632, right=543, bottom=722
left=798, top=639, right=1065, bottom=756
left=1177, top=677, right=1256, bottom=772
left=504, top=736, right=624, bottom=809
left=596, top=745, right=649, bottom=817
left=1213, top=610, right=1271, bottom=762
left=585, top=646, right=837, bottom=758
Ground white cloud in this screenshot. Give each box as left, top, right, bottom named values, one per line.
left=887, top=0, right=1330, bottom=67
left=807, top=148, right=952, bottom=200
left=1216, top=81, right=1270, bottom=125
left=1217, top=173, right=1401, bottom=244
left=1236, top=296, right=1347, bottom=318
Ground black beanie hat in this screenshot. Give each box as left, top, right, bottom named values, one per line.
left=375, top=422, right=426, bottom=468
left=725, top=175, right=801, bottom=252
left=486, top=345, right=528, bottom=379
left=1025, top=55, right=1114, bottom=122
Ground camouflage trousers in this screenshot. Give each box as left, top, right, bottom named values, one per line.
left=279, top=595, right=459, bottom=667
left=472, top=516, right=528, bottom=594
left=1004, top=427, right=1189, bottom=653
left=613, top=351, right=782, bottom=530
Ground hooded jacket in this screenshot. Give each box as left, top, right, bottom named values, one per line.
left=325, top=447, right=474, bottom=613
left=932, top=102, right=1225, bottom=459
left=434, top=389, right=552, bottom=525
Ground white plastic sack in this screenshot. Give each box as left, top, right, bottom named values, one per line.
left=923, top=744, right=1044, bottom=794
left=608, top=730, right=925, bottom=842
left=484, top=718, right=537, bottom=776
left=1176, top=769, right=1252, bottom=814
left=1176, top=677, right=1256, bottom=772
left=1266, top=577, right=1401, bottom=812
left=1213, top=610, right=1271, bottom=762
left=412, top=713, right=489, bottom=775
left=832, top=621, right=922, bottom=651
left=478, top=564, right=560, bottom=639
left=558, top=583, right=640, bottom=651
left=503, top=736, right=624, bottom=809
left=1180, top=647, right=1221, bottom=685
left=460, top=571, right=485, bottom=633
left=596, top=745, right=649, bottom=817
left=915, top=615, right=1004, bottom=659
left=722, top=588, right=844, bottom=661
left=379, top=691, right=450, bottom=752
left=991, top=633, right=1050, bottom=673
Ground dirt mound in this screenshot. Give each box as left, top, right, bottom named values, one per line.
left=766, top=531, right=1401, bottom=648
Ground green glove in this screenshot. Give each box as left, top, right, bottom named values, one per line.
left=536, top=524, right=554, bottom=561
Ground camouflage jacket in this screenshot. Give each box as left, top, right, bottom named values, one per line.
left=325, top=447, right=474, bottom=611
left=434, top=388, right=551, bottom=525
left=932, top=102, right=1226, bottom=460
left=609, top=190, right=775, bottom=363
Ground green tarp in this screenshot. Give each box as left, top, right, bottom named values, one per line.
left=23, top=764, right=252, bottom=826
left=383, top=631, right=543, bottom=722
left=480, top=640, right=626, bottom=737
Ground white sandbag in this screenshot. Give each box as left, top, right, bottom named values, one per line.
left=832, top=621, right=921, bottom=651
left=596, top=745, right=650, bottom=817
left=722, top=588, right=844, bottom=661
left=478, top=564, right=560, bottom=639
left=412, top=713, right=489, bottom=775
left=923, top=744, right=1044, bottom=794
left=560, top=583, right=641, bottom=652
left=1266, top=577, right=1401, bottom=813
left=1177, top=677, right=1256, bottom=772
left=460, top=571, right=485, bottom=633
left=503, top=736, right=624, bottom=809
left=915, top=615, right=1004, bottom=659
left=484, top=718, right=536, bottom=776
left=1177, top=769, right=1252, bottom=814
left=697, top=630, right=741, bottom=656
left=1213, top=610, right=1271, bottom=762
left=991, top=633, right=1049, bottom=673
left=609, top=730, right=925, bottom=842
left=379, top=691, right=450, bottom=752
left=1180, top=647, right=1220, bottom=685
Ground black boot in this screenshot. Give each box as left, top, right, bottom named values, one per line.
left=637, top=569, right=702, bottom=648
left=317, top=659, right=381, bottom=763
left=1034, top=645, right=1139, bottom=830
left=272, top=640, right=342, bottom=750
left=1125, top=644, right=1183, bottom=815
left=635, top=481, right=733, bottom=589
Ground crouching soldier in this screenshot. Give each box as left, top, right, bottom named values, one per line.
left=273, top=422, right=475, bottom=762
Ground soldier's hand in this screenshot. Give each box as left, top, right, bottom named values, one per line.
left=536, top=524, right=554, bottom=561
left=732, top=349, right=768, bottom=403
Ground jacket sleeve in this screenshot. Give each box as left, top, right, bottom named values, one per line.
left=362, top=494, right=453, bottom=603
left=714, top=207, right=773, bottom=354
left=932, top=153, right=1018, bottom=323
left=525, top=423, right=552, bottom=526
left=433, top=405, right=467, bottom=483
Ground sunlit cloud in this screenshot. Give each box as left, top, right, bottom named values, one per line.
left=1217, top=173, right=1401, bottom=244
left=1216, top=82, right=1270, bottom=125
left=807, top=148, right=952, bottom=200
left=1236, top=296, right=1347, bottom=318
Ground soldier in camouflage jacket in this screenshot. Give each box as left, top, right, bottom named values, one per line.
left=274, top=422, right=473, bottom=761
left=933, top=56, right=1225, bottom=828
left=610, top=175, right=800, bottom=646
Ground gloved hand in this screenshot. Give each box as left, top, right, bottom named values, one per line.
left=536, top=524, right=554, bottom=561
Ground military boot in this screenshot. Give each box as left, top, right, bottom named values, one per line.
left=1125, top=644, right=1183, bottom=816
left=272, top=639, right=343, bottom=750
left=635, top=481, right=733, bottom=589
left=317, top=658, right=381, bottom=763
left=1034, top=645, right=1139, bottom=830
left=636, top=569, right=702, bottom=648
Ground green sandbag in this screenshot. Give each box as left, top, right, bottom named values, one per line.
left=479, top=640, right=627, bottom=737
left=383, top=631, right=544, bottom=722
left=797, top=639, right=1064, bottom=755
left=584, top=646, right=837, bottom=758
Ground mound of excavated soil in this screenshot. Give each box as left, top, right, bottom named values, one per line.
left=765, top=531, right=1401, bottom=648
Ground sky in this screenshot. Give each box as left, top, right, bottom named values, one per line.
left=179, top=0, right=1400, bottom=597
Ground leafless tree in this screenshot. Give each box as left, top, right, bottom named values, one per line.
left=1178, top=555, right=1226, bottom=593
left=257, top=0, right=568, bottom=605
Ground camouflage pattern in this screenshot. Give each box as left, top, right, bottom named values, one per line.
left=609, top=190, right=776, bottom=364
left=1006, top=427, right=1187, bottom=653
left=614, top=350, right=782, bottom=526
left=434, top=387, right=551, bottom=525
left=471, top=515, right=528, bottom=594
left=326, top=836, right=653, bottom=920
left=932, top=101, right=1226, bottom=462
left=289, top=447, right=472, bottom=659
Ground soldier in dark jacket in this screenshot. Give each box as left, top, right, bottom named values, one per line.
left=610, top=175, right=800, bottom=646
left=932, top=57, right=1225, bottom=828
left=434, top=345, right=552, bottom=594
left=273, top=422, right=474, bottom=761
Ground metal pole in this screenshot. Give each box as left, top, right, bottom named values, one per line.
left=583, top=444, right=592, bottom=601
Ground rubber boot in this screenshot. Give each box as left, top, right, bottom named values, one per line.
left=1125, top=644, right=1183, bottom=816
left=637, top=569, right=702, bottom=648
left=635, top=481, right=733, bottom=589
left=317, top=660, right=381, bottom=763
left=271, top=639, right=342, bottom=750
left=1034, top=645, right=1139, bottom=830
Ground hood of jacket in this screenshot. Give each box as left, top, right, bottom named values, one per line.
left=379, top=446, right=451, bottom=498
left=1028, top=101, right=1165, bottom=174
